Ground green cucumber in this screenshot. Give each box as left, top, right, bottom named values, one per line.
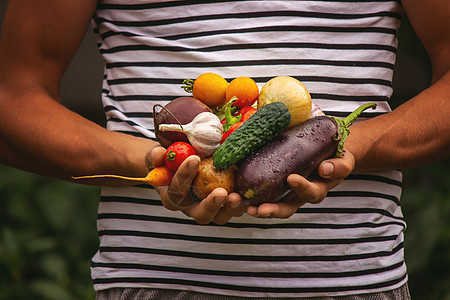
left=213, top=102, right=291, bottom=169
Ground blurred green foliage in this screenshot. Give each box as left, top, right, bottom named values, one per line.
left=401, top=159, right=450, bottom=300
left=0, top=167, right=99, bottom=300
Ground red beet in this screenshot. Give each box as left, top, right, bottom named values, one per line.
left=154, top=97, right=211, bottom=148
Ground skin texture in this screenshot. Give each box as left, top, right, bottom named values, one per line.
left=0, top=0, right=448, bottom=222
left=247, top=0, right=450, bottom=218
left=0, top=0, right=244, bottom=225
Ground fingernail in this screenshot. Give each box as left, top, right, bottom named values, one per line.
left=290, top=180, right=299, bottom=188
left=230, top=201, right=240, bottom=209
left=261, top=213, right=272, bottom=218
left=188, top=159, right=199, bottom=170
left=214, top=196, right=226, bottom=205
left=322, top=162, right=334, bottom=176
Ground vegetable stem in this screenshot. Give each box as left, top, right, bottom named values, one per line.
left=343, top=102, right=377, bottom=128
left=181, top=79, right=195, bottom=93
left=332, top=103, right=377, bottom=157
left=223, top=96, right=242, bottom=131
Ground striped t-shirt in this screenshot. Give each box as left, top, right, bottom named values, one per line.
left=90, top=0, right=407, bottom=297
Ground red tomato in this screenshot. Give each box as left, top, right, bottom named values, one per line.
left=220, top=121, right=243, bottom=144
left=164, top=142, right=197, bottom=172
left=240, top=107, right=257, bottom=122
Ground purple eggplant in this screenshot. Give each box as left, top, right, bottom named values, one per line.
left=236, top=103, right=376, bottom=205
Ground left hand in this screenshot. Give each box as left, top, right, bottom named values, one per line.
left=246, top=149, right=355, bottom=219
left=148, top=147, right=247, bottom=224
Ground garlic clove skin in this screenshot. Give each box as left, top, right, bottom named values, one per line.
left=308, top=103, right=325, bottom=119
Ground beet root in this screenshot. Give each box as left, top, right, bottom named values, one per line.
left=154, top=97, right=211, bottom=148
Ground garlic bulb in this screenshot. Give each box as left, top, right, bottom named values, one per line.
left=158, top=112, right=223, bottom=157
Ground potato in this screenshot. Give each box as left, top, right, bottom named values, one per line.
left=191, top=157, right=237, bottom=200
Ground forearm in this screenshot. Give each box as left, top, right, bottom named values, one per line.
left=0, top=87, right=158, bottom=184
left=0, top=0, right=160, bottom=185
left=346, top=71, right=450, bottom=172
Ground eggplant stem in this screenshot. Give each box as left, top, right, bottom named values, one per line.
left=343, top=103, right=377, bottom=128
left=332, top=103, right=377, bottom=157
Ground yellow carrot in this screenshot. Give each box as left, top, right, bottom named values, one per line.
left=72, top=165, right=174, bottom=186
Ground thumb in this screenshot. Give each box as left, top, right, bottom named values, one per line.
left=146, top=145, right=166, bottom=169
left=318, top=149, right=355, bottom=180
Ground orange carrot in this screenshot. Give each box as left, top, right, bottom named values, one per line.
left=72, top=165, right=174, bottom=186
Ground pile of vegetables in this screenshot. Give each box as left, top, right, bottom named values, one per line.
left=74, top=73, right=376, bottom=205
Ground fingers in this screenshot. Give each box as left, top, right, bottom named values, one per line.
left=160, top=155, right=200, bottom=210
left=287, top=174, right=325, bottom=204
left=246, top=175, right=331, bottom=219
left=188, top=187, right=228, bottom=224
left=247, top=150, right=356, bottom=219
left=212, top=192, right=247, bottom=224
left=246, top=190, right=307, bottom=219
left=146, top=145, right=166, bottom=168
left=159, top=149, right=355, bottom=222
left=188, top=189, right=246, bottom=225
left=155, top=153, right=245, bottom=224
left=318, top=149, right=355, bottom=180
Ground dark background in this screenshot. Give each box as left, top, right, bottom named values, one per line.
left=0, top=1, right=449, bottom=299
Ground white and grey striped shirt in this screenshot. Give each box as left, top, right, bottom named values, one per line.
left=91, top=0, right=407, bottom=297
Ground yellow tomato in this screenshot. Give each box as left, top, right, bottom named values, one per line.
left=192, top=73, right=229, bottom=108
left=225, top=77, right=259, bottom=108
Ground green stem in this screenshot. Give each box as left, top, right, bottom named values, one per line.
left=181, top=79, right=195, bottom=93
left=332, top=103, right=377, bottom=157
left=343, top=102, right=377, bottom=128
left=223, top=96, right=242, bottom=131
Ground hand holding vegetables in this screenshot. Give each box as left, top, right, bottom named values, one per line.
left=73, top=142, right=245, bottom=224
left=157, top=154, right=246, bottom=225
left=237, top=103, right=376, bottom=205
left=178, top=73, right=380, bottom=219
left=246, top=149, right=356, bottom=219
left=75, top=72, right=377, bottom=222
left=141, top=146, right=246, bottom=224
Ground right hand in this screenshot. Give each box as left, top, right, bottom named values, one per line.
left=246, top=149, right=355, bottom=219
left=147, top=146, right=246, bottom=225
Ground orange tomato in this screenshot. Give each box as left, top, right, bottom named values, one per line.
left=192, top=73, right=229, bottom=108
left=225, top=77, right=259, bottom=108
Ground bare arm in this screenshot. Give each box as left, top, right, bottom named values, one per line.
left=248, top=0, right=449, bottom=218
left=346, top=0, right=450, bottom=171
left=0, top=0, right=246, bottom=224
left=0, top=0, right=157, bottom=182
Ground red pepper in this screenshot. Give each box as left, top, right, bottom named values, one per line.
left=220, top=121, right=244, bottom=144
left=238, top=106, right=254, bottom=115
left=240, top=107, right=257, bottom=122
